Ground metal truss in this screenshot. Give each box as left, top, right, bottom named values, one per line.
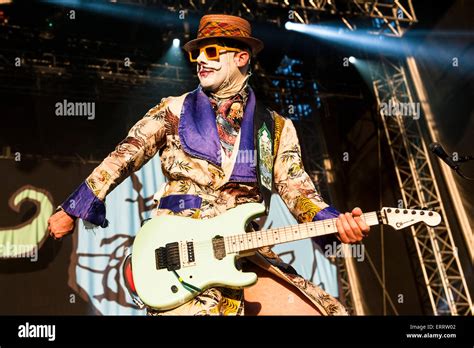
left=0, top=48, right=196, bottom=101
left=342, top=0, right=417, bottom=36
left=116, top=0, right=417, bottom=36
left=0, top=50, right=193, bottom=84
left=335, top=253, right=356, bottom=314
left=370, top=56, right=473, bottom=315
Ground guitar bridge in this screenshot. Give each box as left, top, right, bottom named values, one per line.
left=212, top=235, right=226, bottom=260
left=155, top=242, right=181, bottom=271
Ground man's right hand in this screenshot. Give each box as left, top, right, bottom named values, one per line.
left=48, top=210, right=76, bottom=240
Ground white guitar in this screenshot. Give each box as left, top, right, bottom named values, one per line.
left=131, top=203, right=441, bottom=310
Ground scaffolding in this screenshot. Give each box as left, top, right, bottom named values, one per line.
left=117, top=0, right=417, bottom=36
left=0, top=49, right=195, bottom=101
left=370, top=56, right=473, bottom=315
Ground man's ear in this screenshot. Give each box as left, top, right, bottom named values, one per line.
left=234, top=50, right=250, bottom=68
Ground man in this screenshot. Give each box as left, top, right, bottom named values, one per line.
left=48, top=14, right=369, bottom=315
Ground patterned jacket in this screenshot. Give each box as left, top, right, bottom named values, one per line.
left=62, top=87, right=347, bottom=316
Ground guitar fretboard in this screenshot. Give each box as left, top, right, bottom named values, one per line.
left=224, top=212, right=381, bottom=253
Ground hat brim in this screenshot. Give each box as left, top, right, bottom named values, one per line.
left=183, top=36, right=264, bottom=56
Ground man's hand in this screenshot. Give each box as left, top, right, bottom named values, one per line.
left=47, top=210, right=76, bottom=240
left=335, top=207, right=370, bottom=244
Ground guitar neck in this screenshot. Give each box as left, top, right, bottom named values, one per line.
left=224, top=211, right=382, bottom=253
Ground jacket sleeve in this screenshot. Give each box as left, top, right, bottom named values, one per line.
left=273, top=116, right=340, bottom=249
left=60, top=98, right=169, bottom=227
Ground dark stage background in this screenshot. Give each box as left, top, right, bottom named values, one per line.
left=0, top=0, right=472, bottom=315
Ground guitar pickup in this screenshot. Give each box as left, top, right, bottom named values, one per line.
left=179, top=240, right=196, bottom=267
left=155, top=242, right=181, bottom=271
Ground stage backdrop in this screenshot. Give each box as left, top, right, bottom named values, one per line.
left=0, top=156, right=339, bottom=315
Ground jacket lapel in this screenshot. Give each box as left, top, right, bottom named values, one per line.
left=229, top=89, right=256, bottom=182
left=179, top=87, right=222, bottom=166
left=178, top=86, right=257, bottom=182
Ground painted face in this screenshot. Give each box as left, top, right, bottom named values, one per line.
left=196, top=40, right=238, bottom=92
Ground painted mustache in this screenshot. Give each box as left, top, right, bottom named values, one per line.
left=198, top=68, right=221, bottom=78
left=197, top=65, right=222, bottom=74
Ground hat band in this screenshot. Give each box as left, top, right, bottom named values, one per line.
left=198, top=21, right=250, bottom=39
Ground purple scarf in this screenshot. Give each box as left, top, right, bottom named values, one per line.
left=179, top=86, right=257, bottom=182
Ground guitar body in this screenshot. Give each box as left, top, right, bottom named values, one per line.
left=131, top=202, right=266, bottom=310
left=130, top=201, right=441, bottom=311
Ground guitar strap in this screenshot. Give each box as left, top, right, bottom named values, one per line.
left=254, top=101, right=276, bottom=215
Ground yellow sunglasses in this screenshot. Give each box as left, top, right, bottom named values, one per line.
left=188, top=44, right=241, bottom=62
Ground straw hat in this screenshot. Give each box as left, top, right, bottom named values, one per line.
left=183, top=14, right=264, bottom=56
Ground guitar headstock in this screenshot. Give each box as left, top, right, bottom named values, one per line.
left=380, top=207, right=442, bottom=230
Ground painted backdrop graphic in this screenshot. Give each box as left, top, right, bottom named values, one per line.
left=0, top=157, right=339, bottom=315
left=0, top=185, right=53, bottom=260
left=70, top=156, right=165, bottom=315
left=71, top=156, right=339, bottom=315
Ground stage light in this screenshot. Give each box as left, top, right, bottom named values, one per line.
left=349, top=56, right=356, bottom=64
left=43, top=0, right=186, bottom=28
left=349, top=57, right=375, bottom=87
left=159, top=38, right=186, bottom=67
left=284, top=21, right=296, bottom=31
left=284, top=22, right=474, bottom=71
left=285, top=22, right=401, bottom=56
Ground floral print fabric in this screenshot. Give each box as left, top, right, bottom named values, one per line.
left=79, top=93, right=347, bottom=316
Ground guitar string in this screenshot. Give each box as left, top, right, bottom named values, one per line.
left=188, top=208, right=432, bottom=253
left=188, top=220, right=382, bottom=255
left=184, top=213, right=380, bottom=252
left=225, top=213, right=380, bottom=254
left=170, top=212, right=381, bottom=254
left=221, top=210, right=432, bottom=253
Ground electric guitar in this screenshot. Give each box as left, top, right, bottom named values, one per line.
left=131, top=203, right=441, bottom=310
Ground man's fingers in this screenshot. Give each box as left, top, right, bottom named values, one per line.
left=336, top=217, right=350, bottom=244
left=354, top=215, right=370, bottom=235
left=51, top=226, right=72, bottom=234
left=50, top=232, right=62, bottom=240
left=48, top=211, right=75, bottom=240
left=340, top=214, right=357, bottom=242
left=351, top=207, right=370, bottom=236
left=346, top=212, right=363, bottom=241
left=338, top=214, right=357, bottom=243
left=50, top=229, right=70, bottom=240
left=336, top=209, right=371, bottom=244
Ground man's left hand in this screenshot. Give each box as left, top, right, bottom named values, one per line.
left=335, top=207, right=370, bottom=244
